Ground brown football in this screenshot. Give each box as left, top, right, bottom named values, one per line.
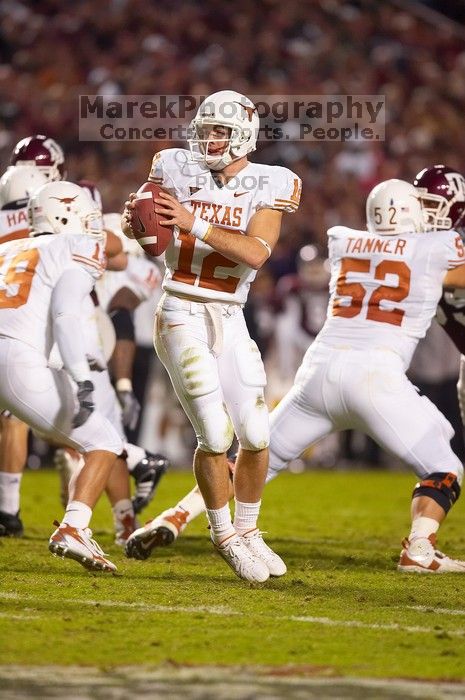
left=130, top=181, right=173, bottom=257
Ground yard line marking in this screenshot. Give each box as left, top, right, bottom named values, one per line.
left=1, top=592, right=464, bottom=637
left=407, top=605, right=465, bottom=617
left=288, top=615, right=457, bottom=635
left=0, top=592, right=237, bottom=617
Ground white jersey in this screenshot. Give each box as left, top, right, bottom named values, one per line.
left=96, top=255, right=161, bottom=312
left=0, top=206, right=30, bottom=243
left=312, top=225, right=465, bottom=367
left=0, top=233, right=106, bottom=356
left=149, top=148, right=301, bottom=304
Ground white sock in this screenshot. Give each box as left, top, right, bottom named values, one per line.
left=409, top=516, right=440, bottom=541
left=206, top=504, right=236, bottom=545
left=0, top=471, right=22, bottom=515
left=125, top=443, right=147, bottom=472
left=176, top=487, right=206, bottom=523
left=112, top=498, right=134, bottom=525
left=63, top=500, right=92, bottom=529
left=233, top=499, right=261, bottom=536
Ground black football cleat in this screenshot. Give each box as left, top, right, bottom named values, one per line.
left=125, top=513, right=181, bottom=560
left=131, top=453, right=169, bottom=514
left=0, top=510, right=24, bottom=537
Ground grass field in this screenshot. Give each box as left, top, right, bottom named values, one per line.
left=2, top=467, right=465, bottom=693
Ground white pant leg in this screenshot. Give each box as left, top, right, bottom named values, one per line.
left=339, top=351, right=463, bottom=482
left=91, top=368, right=125, bottom=439
left=218, top=308, right=269, bottom=451
left=154, top=297, right=234, bottom=454
left=0, top=339, right=123, bottom=455
left=268, top=359, right=335, bottom=480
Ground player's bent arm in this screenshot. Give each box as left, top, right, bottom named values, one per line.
left=155, top=190, right=283, bottom=269
left=443, top=263, right=465, bottom=289
left=51, top=268, right=94, bottom=383
left=200, top=208, right=283, bottom=270
left=105, top=230, right=125, bottom=262
left=108, top=287, right=140, bottom=383
left=106, top=251, right=128, bottom=271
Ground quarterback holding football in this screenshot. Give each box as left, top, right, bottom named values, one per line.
left=122, top=90, right=301, bottom=582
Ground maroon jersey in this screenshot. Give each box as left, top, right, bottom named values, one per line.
left=437, top=290, right=465, bottom=354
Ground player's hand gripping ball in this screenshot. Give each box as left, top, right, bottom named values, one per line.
left=127, top=182, right=174, bottom=257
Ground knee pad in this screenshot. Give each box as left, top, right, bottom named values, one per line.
left=197, top=403, right=234, bottom=454
left=237, top=394, right=270, bottom=452
left=413, top=471, right=461, bottom=514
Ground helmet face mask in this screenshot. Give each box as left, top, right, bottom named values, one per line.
left=28, top=181, right=102, bottom=237
left=414, top=166, right=465, bottom=234
left=366, top=179, right=426, bottom=235
left=188, top=91, right=259, bottom=171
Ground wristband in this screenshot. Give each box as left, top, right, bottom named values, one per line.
left=254, top=236, right=272, bottom=258
left=190, top=217, right=212, bottom=241
left=116, top=378, right=133, bottom=392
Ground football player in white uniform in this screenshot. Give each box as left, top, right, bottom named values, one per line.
left=0, top=136, right=64, bottom=536
left=122, top=90, right=301, bottom=582
left=0, top=166, right=51, bottom=536
left=80, top=181, right=169, bottom=517
left=267, top=178, right=465, bottom=573
left=0, top=180, right=125, bottom=571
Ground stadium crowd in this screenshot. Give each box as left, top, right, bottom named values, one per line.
left=1, top=0, right=465, bottom=255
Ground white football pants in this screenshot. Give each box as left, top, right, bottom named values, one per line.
left=154, top=293, right=269, bottom=454
left=0, top=338, right=123, bottom=455
left=268, top=345, right=463, bottom=483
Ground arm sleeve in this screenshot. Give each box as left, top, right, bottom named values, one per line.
left=51, top=267, right=94, bottom=383
left=148, top=149, right=178, bottom=192
left=256, top=167, right=302, bottom=214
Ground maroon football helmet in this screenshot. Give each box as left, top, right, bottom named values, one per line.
left=78, top=180, right=103, bottom=211
left=10, top=135, right=65, bottom=181
left=414, top=165, right=465, bottom=233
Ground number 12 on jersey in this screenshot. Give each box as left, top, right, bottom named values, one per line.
left=332, top=257, right=411, bottom=326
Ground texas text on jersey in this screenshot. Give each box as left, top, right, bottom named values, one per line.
left=149, top=148, right=301, bottom=304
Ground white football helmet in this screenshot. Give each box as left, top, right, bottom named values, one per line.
left=366, top=179, right=425, bottom=235
left=188, top=90, right=259, bottom=170
left=28, top=181, right=103, bottom=237
left=0, top=165, right=49, bottom=210
left=79, top=180, right=143, bottom=255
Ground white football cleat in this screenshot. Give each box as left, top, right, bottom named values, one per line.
left=125, top=508, right=189, bottom=560
left=240, top=529, right=287, bottom=577
left=213, top=534, right=270, bottom=583
left=398, top=534, right=465, bottom=573
left=49, top=520, right=117, bottom=572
